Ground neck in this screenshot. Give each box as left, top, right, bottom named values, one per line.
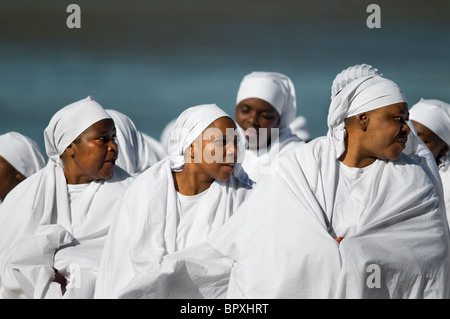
left=172, top=164, right=214, bottom=196
left=339, top=137, right=376, bottom=168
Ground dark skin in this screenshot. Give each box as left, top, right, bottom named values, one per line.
left=411, top=120, right=449, bottom=164
left=235, top=98, right=280, bottom=150
left=61, top=119, right=118, bottom=184
left=0, top=156, right=25, bottom=201
left=340, top=102, right=410, bottom=168
left=172, top=117, right=238, bottom=196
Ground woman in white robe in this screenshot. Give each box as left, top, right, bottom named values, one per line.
left=132, top=75, right=450, bottom=299
left=0, top=132, right=46, bottom=204
left=94, top=104, right=253, bottom=299
left=106, top=109, right=166, bottom=176
left=0, top=96, right=134, bottom=299
left=234, top=71, right=304, bottom=182
left=410, top=98, right=450, bottom=222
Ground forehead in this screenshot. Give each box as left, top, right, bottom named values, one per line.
left=236, top=98, right=277, bottom=112
left=83, top=118, right=115, bottom=134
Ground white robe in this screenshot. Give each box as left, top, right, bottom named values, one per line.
left=129, top=136, right=450, bottom=299
left=439, top=153, right=450, bottom=222
left=0, top=163, right=134, bottom=299
left=94, top=158, right=253, bottom=299
left=241, top=127, right=304, bottom=183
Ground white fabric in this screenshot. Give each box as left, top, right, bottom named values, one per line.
left=94, top=158, right=253, bottom=298
left=409, top=98, right=450, bottom=146
left=160, top=118, right=177, bottom=153
left=289, top=115, right=311, bottom=141
left=44, top=96, right=111, bottom=161
left=235, top=72, right=304, bottom=182
left=331, top=64, right=382, bottom=100
left=239, top=124, right=304, bottom=182
left=328, top=75, right=408, bottom=159
left=168, top=104, right=229, bottom=172
left=131, top=136, right=450, bottom=299
left=106, top=109, right=166, bottom=175
left=0, top=97, right=134, bottom=299
left=236, top=71, right=296, bottom=130
left=0, top=132, right=45, bottom=177
left=410, top=98, right=450, bottom=223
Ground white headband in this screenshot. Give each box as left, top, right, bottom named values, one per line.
left=410, top=98, right=450, bottom=146
left=236, top=71, right=297, bottom=129
left=168, top=104, right=230, bottom=172
left=44, top=96, right=111, bottom=162
left=0, top=132, right=46, bottom=177
left=328, top=75, right=407, bottom=158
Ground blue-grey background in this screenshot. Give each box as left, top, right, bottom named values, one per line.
left=0, top=0, right=449, bottom=157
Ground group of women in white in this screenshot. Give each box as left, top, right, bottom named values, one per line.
left=0, top=64, right=449, bottom=299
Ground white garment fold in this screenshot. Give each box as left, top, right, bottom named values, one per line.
left=0, top=164, right=133, bottom=298
left=128, top=136, right=450, bottom=299
left=94, top=158, right=253, bottom=298
left=106, top=109, right=166, bottom=175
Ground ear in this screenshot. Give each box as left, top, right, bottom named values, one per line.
left=65, top=143, right=76, bottom=157
left=15, top=172, right=26, bottom=183
left=355, top=112, right=369, bottom=132
left=189, top=142, right=196, bottom=159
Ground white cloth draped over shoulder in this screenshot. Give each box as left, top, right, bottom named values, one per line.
left=410, top=98, right=450, bottom=222
left=121, top=76, right=450, bottom=299
left=236, top=72, right=304, bottom=182
left=106, top=109, right=166, bottom=175
left=94, top=104, right=253, bottom=299
left=0, top=96, right=134, bottom=299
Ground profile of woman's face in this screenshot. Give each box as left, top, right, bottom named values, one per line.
left=235, top=98, right=280, bottom=150
left=191, top=116, right=238, bottom=181
left=63, top=118, right=118, bottom=184
left=363, top=102, right=410, bottom=162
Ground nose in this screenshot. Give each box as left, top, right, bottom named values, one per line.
left=108, top=139, right=118, bottom=152
left=225, top=142, right=237, bottom=161
left=246, top=111, right=259, bottom=127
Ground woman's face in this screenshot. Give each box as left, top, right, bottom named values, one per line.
left=0, top=156, right=24, bottom=201
left=235, top=98, right=280, bottom=149
left=362, top=102, right=410, bottom=162
left=63, top=118, right=118, bottom=184
left=192, top=116, right=238, bottom=181
left=412, top=120, right=449, bottom=162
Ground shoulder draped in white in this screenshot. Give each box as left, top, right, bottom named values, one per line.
left=94, top=158, right=253, bottom=298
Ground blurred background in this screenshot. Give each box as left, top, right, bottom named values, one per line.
left=0, top=0, right=449, bottom=155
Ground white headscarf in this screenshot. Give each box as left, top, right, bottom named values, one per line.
left=106, top=109, right=166, bottom=175
left=0, top=132, right=45, bottom=177
left=327, top=75, right=408, bottom=158
left=236, top=71, right=297, bottom=130
left=168, top=104, right=230, bottom=172
left=44, top=96, right=111, bottom=163
left=331, top=64, right=382, bottom=100
left=409, top=98, right=450, bottom=146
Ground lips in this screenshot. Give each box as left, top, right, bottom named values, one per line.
left=397, top=137, right=408, bottom=147
left=244, top=128, right=257, bottom=138
left=222, top=163, right=235, bottom=171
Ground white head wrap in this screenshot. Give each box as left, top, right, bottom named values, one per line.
left=168, top=104, right=231, bottom=172
left=328, top=75, right=408, bottom=158
left=409, top=98, right=450, bottom=146
left=331, top=64, right=383, bottom=100
left=236, top=71, right=297, bottom=130
left=44, top=96, right=111, bottom=163
left=0, top=132, right=46, bottom=177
